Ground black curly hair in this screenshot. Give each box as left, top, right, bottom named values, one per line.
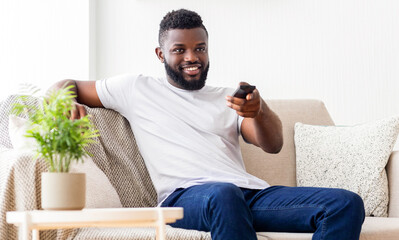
left=159, top=9, right=208, bottom=47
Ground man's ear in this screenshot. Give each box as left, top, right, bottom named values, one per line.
left=155, top=47, right=164, bottom=63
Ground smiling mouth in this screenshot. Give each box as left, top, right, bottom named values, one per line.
left=181, top=65, right=201, bottom=76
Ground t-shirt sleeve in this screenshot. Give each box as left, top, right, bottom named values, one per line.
left=237, top=115, right=251, bottom=143
left=238, top=115, right=244, bottom=133
left=95, top=74, right=138, bottom=115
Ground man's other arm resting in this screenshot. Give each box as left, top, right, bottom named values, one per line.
left=49, top=79, right=103, bottom=119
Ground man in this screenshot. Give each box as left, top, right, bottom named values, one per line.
left=52, top=9, right=365, bottom=240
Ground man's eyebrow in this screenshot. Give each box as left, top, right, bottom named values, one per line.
left=172, top=42, right=206, bottom=47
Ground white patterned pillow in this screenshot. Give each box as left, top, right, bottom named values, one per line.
left=295, top=116, right=399, bottom=217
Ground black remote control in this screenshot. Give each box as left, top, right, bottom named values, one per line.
left=232, top=85, right=256, bottom=99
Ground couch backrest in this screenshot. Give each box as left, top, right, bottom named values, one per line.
left=240, top=99, right=334, bottom=187
left=84, top=107, right=158, bottom=207
left=1, top=96, right=335, bottom=206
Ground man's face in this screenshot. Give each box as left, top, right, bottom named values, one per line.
left=156, top=28, right=210, bottom=90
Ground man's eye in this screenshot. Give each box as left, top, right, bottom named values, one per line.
left=173, top=49, right=184, bottom=53
left=196, top=47, right=206, bottom=52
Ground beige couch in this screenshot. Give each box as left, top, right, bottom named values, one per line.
left=1, top=96, right=398, bottom=239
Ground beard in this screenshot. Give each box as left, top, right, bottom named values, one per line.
left=164, top=60, right=210, bottom=90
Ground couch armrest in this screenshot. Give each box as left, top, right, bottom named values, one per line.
left=387, top=151, right=399, bottom=217
left=0, top=149, right=45, bottom=209
left=0, top=149, right=47, bottom=239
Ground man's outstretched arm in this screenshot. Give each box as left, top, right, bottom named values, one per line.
left=49, top=80, right=103, bottom=119
left=226, top=83, right=283, bottom=154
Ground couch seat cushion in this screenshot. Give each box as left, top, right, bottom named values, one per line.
left=72, top=217, right=399, bottom=240
left=72, top=226, right=271, bottom=240
left=360, top=217, right=399, bottom=239
left=257, top=217, right=399, bottom=240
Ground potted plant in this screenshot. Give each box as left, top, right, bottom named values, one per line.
left=12, top=85, right=99, bottom=210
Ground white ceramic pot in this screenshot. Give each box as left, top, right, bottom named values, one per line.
left=41, top=172, right=86, bottom=210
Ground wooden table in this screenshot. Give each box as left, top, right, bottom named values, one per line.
left=7, top=207, right=183, bottom=240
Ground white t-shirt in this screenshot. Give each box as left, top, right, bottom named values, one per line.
left=96, top=74, right=269, bottom=204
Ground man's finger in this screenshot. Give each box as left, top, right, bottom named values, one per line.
left=78, top=105, right=87, bottom=118
left=70, top=109, right=79, bottom=120
left=225, top=95, right=246, bottom=105
left=227, top=102, right=244, bottom=112
left=227, top=101, right=259, bottom=113
left=246, top=89, right=260, bottom=101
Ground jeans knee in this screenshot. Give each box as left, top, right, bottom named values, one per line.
left=335, top=189, right=365, bottom=222
left=349, top=192, right=365, bottom=220
left=206, top=182, right=244, bottom=205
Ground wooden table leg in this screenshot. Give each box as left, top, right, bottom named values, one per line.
left=21, top=212, right=31, bottom=240
left=32, top=229, right=40, bottom=240
left=156, top=208, right=166, bottom=240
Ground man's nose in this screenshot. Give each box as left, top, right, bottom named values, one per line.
left=184, top=50, right=199, bottom=62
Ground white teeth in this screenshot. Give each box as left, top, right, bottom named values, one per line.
left=185, top=67, right=198, bottom=71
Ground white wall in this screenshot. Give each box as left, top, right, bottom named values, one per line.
left=95, top=0, right=399, bottom=127
left=1, top=0, right=398, bottom=147
left=0, top=0, right=90, bottom=99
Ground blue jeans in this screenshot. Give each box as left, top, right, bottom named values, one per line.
left=161, top=183, right=365, bottom=240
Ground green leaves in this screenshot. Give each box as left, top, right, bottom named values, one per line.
left=12, top=84, right=99, bottom=173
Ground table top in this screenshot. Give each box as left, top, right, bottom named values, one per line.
left=7, top=207, right=184, bottom=230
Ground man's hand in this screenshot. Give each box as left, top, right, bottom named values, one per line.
left=225, top=82, right=261, bottom=118
left=48, top=79, right=103, bottom=120
left=70, top=101, right=87, bottom=120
